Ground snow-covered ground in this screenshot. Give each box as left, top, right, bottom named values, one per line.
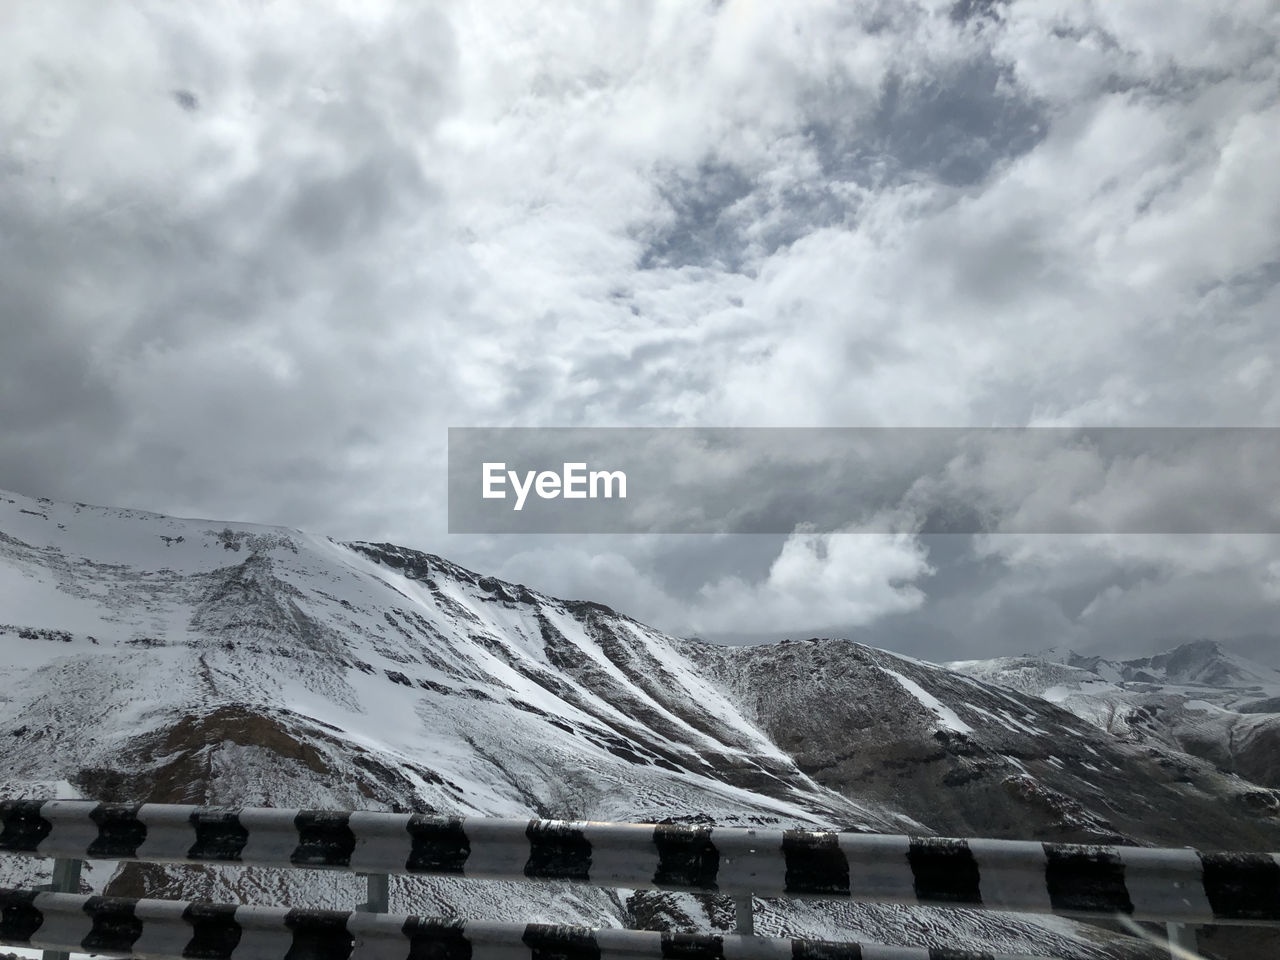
left=3, top=487, right=1270, bottom=958
left=0, top=488, right=880, bottom=828
left=948, top=643, right=1280, bottom=796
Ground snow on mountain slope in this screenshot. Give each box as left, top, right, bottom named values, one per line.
left=1122, top=640, right=1280, bottom=690
left=949, top=642, right=1280, bottom=794
left=1019, top=642, right=1280, bottom=703
left=0, top=488, right=1266, bottom=959
left=686, top=637, right=1280, bottom=852
left=0, top=489, right=885, bottom=828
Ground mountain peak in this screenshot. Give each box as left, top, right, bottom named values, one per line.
left=7, top=489, right=1280, bottom=957
left=1126, top=638, right=1278, bottom=687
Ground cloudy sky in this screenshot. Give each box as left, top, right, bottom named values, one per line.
left=2, top=0, right=1278, bottom=663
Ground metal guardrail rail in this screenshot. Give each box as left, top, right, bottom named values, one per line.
left=0, top=888, right=1061, bottom=960
left=2, top=800, right=1277, bottom=926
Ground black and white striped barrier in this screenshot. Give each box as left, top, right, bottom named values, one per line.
left=2, top=800, right=1278, bottom=926
left=0, top=888, right=1059, bottom=960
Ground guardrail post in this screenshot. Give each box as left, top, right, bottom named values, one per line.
left=1165, top=923, right=1197, bottom=957
left=357, top=872, right=390, bottom=913
left=41, top=858, right=83, bottom=960
left=734, top=893, right=754, bottom=936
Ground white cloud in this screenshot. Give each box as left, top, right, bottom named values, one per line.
left=489, top=528, right=933, bottom=637
left=1, top=0, right=1277, bottom=657
left=692, top=529, right=933, bottom=634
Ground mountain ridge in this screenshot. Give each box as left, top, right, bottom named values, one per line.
left=2, top=487, right=1277, bottom=958
left=950, top=637, right=1280, bottom=799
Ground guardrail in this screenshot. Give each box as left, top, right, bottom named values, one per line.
left=3, top=800, right=1277, bottom=926
left=3, top=799, right=1277, bottom=959
left=0, top=888, right=1059, bottom=960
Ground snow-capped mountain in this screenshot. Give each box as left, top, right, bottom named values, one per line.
left=2, top=488, right=1277, bottom=959
left=1027, top=640, right=1280, bottom=693
left=0, top=490, right=899, bottom=829
left=949, top=639, right=1280, bottom=798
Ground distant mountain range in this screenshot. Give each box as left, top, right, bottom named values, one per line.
left=3, top=488, right=1277, bottom=959
left=949, top=639, right=1280, bottom=795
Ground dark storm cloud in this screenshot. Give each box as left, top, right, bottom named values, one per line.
left=1, top=0, right=1277, bottom=661
left=689, top=532, right=1280, bottom=666
left=0, top=3, right=464, bottom=526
